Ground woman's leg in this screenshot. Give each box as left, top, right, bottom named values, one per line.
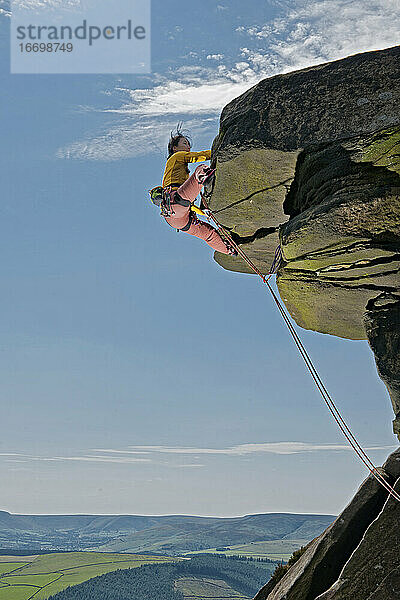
left=184, top=214, right=233, bottom=254
left=174, top=164, right=208, bottom=203
left=164, top=165, right=235, bottom=254
left=163, top=166, right=206, bottom=229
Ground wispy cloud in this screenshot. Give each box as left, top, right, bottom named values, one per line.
left=124, top=442, right=393, bottom=456
left=0, top=442, right=393, bottom=467
left=0, top=452, right=25, bottom=456
left=0, top=452, right=151, bottom=465
left=1, top=0, right=84, bottom=20
left=41, top=455, right=151, bottom=464
left=56, top=116, right=217, bottom=161
left=92, top=448, right=151, bottom=455
left=56, top=0, right=400, bottom=161
left=12, top=0, right=82, bottom=11
left=0, top=0, right=10, bottom=17
left=112, top=76, right=251, bottom=117
left=237, top=0, right=400, bottom=73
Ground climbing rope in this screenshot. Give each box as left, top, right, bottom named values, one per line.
left=201, top=194, right=400, bottom=503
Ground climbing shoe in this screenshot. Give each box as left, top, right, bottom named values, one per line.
left=197, top=167, right=216, bottom=186
left=203, top=169, right=216, bottom=195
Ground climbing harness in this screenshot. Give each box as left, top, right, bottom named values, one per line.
left=201, top=192, right=400, bottom=504
left=149, top=186, right=206, bottom=217
left=191, top=204, right=206, bottom=216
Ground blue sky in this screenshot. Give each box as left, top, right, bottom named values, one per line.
left=0, top=0, right=399, bottom=516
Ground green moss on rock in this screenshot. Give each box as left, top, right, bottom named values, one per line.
left=359, top=126, right=400, bottom=175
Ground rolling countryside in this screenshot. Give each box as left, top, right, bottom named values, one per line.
left=0, top=552, right=178, bottom=600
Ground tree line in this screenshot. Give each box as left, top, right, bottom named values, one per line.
left=47, top=554, right=275, bottom=600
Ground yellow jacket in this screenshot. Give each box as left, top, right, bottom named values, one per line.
left=162, top=150, right=211, bottom=189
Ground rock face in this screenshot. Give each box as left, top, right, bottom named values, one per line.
left=365, top=293, right=400, bottom=439
left=209, top=46, right=400, bottom=437
left=210, top=45, right=400, bottom=341
left=277, top=135, right=400, bottom=340
left=253, top=450, right=400, bottom=600
left=209, top=47, right=400, bottom=600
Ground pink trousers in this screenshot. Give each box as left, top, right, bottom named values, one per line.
left=164, top=165, right=230, bottom=254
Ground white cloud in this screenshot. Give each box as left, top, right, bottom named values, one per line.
left=12, top=0, right=81, bottom=10
left=56, top=116, right=217, bottom=161
left=0, top=442, right=393, bottom=469
left=103, top=76, right=254, bottom=118
left=56, top=67, right=259, bottom=160
left=239, top=0, right=400, bottom=72
left=57, top=0, right=400, bottom=161
left=128, top=442, right=393, bottom=456
left=0, top=451, right=150, bottom=464
left=0, top=452, right=25, bottom=456
left=0, top=0, right=10, bottom=16
left=92, top=448, right=151, bottom=454
left=207, top=54, right=225, bottom=60
left=42, top=455, right=151, bottom=464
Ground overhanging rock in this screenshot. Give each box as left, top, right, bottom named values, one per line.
left=209, top=46, right=400, bottom=341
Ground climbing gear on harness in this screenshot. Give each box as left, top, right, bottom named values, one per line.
left=169, top=190, right=205, bottom=216
left=150, top=185, right=207, bottom=218
left=218, top=231, right=238, bottom=256
left=149, top=186, right=163, bottom=206
left=148, top=186, right=175, bottom=217
left=226, top=243, right=238, bottom=257
left=160, top=187, right=175, bottom=217
left=201, top=192, right=400, bottom=503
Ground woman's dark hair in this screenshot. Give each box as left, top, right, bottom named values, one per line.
left=167, top=123, right=192, bottom=157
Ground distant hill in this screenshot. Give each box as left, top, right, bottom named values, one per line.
left=0, top=511, right=335, bottom=554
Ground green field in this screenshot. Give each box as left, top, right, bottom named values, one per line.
left=0, top=552, right=178, bottom=600
left=175, top=576, right=250, bottom=599
left=0, top=563, right=29, bottom=576
left=184, top=539, right=309, bottom=561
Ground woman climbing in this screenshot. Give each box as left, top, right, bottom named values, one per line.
left=149, top=128, right=237, bottom=255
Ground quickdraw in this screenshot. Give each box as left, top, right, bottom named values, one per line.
left=160, top=187, right=175, bottom=218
